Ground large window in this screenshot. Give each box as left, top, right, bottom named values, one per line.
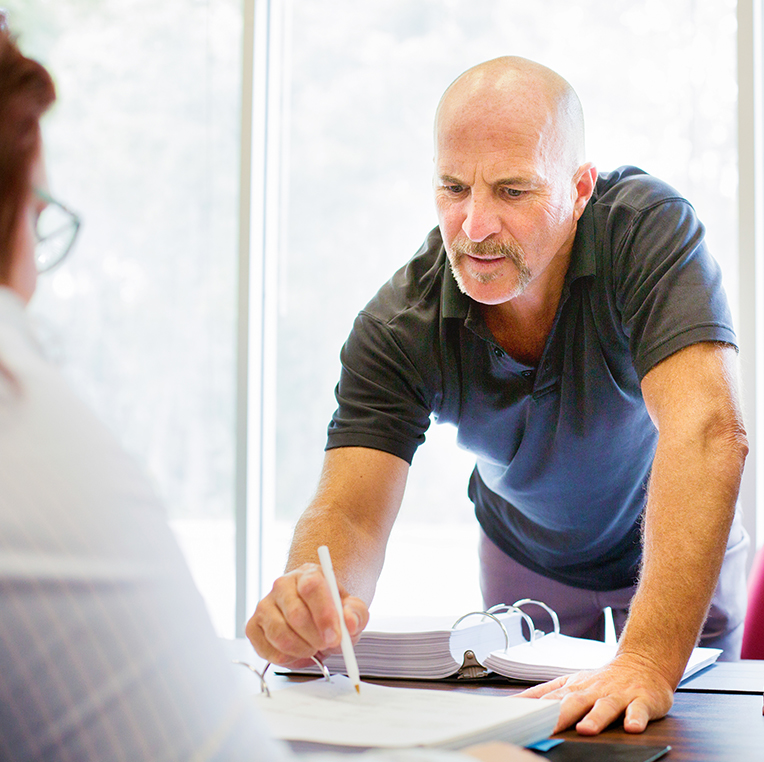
left=263, top=0, right=741, bottom=620
left=10, top=1, right=759, bottom=638
left=9, top=0, right=242, bottom=636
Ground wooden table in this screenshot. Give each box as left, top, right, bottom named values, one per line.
left=362, top=662, right=764, bottom=762
left=554, top=690, right=763, bottom=761
left=266, top=659, right=763, bottom=761
left=552, top=661, right=764, bottom=761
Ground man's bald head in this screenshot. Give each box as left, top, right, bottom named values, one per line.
left=435, top=57, right=586, bottom=178
left=432, top=57, right=597, bottom=308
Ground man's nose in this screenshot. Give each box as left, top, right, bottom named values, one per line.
left=461, top=194, right=502, bottom=242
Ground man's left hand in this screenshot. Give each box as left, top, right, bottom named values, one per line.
left=517, top=654, right=675, bottom=735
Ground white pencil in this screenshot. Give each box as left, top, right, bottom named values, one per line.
left=317, top=545, right=361, bottom=694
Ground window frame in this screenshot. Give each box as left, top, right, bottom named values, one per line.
left=237, top=0, right=764, bottom=636
left=237, top=0, right=289, bottom=634
left=737, top=0, right=764, bottom=559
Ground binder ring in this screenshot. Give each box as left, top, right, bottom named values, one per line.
left=233, top=659, right=271, bottom=697
left=310, top=655, right=333, bottom=682
left=512, top=598, right=561, bottom=637
left=451, top=610, right=510, bottom=651
left=485, top=604, right=538, bottom=647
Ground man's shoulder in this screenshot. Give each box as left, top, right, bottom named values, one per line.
left=593, top=166, right=691, bottom=212
left=362, top=227, right=450, bottom=325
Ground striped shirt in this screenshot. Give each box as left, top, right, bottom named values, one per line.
left=0, top=288, right=478, bottom=762
left=0, top=287, right=283, bottom=761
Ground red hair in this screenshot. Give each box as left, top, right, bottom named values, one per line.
left=0, top=23, right=56, bottom=281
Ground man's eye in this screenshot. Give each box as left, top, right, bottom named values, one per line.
left=444, top=184, right=465, bottom=194
left=502, top=188, right=525, bottom=198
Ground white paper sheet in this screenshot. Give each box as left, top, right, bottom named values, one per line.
left=484, top=636, right=722, bottom=683
left=253, top=675, right=559, bottom=749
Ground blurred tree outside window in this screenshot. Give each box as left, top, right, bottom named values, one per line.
left=7, top=0, right=242, bottom=636
left=5, top=0, right=740, bottom=633
left=269, top=0, right=739, bottom=617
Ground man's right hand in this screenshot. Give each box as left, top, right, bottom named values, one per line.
left=247, top=447, right=407, bottom=666
left=246, top=562, right=369, bottom=668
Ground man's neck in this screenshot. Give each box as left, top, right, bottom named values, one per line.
left=480, top=252, right=570, bottom=367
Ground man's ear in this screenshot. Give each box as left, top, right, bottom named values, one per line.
left=572, top=162, right=597, bottom=220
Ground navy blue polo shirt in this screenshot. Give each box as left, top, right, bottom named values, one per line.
left=326, top=167, right=736, bottom=590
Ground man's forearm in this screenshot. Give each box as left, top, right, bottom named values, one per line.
left=286, top=501, right=388, bottom=604
left=285, top=446, right=409, bottom=604
left=616, top=421, right=747, bottom=686
left=509, top=348, right=746, bottom=736
left=247, top=447, right=408, bottom=665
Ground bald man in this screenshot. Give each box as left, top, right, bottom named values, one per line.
left=247, top=57, right=749, bottom=735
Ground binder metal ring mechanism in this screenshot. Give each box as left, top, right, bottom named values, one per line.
left=233, top=659, right=271, bottom=696
left=487, top=599, right=562, bottom=642
left=273, top=598, right=563, bottom=683
left=240, top=655, right=331, bottom=696
left=264, top=596, right=722, bottom=686
left=450, top=609, right=511, bottom=679
left=450, top=599, right=558, bottom=679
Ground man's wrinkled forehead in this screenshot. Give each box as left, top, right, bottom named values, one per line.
left=435, top=103, right=553, bottom=152
left=434, top=94, right=563, bottom=185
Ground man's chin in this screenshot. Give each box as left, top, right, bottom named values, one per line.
left=453, top=271, right=525, bottom=305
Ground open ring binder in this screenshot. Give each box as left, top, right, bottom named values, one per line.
left=288, top=604, right=526, bottom=680
left=481, top=600, right=721, bottom=683
left=285, top=598, right=721, bottom=684
left=449, top=609, right=514, bottom=678
left=477, top=604, right=539, bottom=646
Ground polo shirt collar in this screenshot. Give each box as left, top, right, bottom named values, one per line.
left=441, top=248, right=470, bottom=319
left=566, top=200, right=596, bottom=284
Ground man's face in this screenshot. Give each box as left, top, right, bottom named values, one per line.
left=433, top=104, right=583, bottom=307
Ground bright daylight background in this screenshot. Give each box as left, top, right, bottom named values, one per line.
left=7, top=0, right=738, bottom=637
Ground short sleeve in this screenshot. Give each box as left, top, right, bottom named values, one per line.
left=327, top=311, right=435, bottom=464
left=611, top=197, right=736, bottom=380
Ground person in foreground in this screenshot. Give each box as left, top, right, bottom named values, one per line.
left=248, top=56, right=750, bottom=736
left=0, top=24, right=539, bottom=762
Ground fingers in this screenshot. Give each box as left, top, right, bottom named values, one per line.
left=247, top=564, right=335, bottom=665
left=245, top=563, right=369, bottom=668
left=568, top=694, right=624, bottom=736
left=245, top=572, right=319, bottom=667
left=516, top=675, right=569, bottom=699
left=293, top=566, right=369, bottom=643
left=623, top=700, right=651, bottom=734
left=294, top=563, right=346, bottom=648
left=343, top=595, right=370, bottom=641
left=516, top=663, right=674, bottom=736
left=569, top=694, right=652, bottom=736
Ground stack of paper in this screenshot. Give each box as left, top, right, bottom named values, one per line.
left=483, top=634, right=722, bottom=683
left=300, top=613, right=524, bottom=680
left=254, top=675, right=559, bottom=749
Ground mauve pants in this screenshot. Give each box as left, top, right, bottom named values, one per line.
left=478, top=513, right=750, bottom=660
